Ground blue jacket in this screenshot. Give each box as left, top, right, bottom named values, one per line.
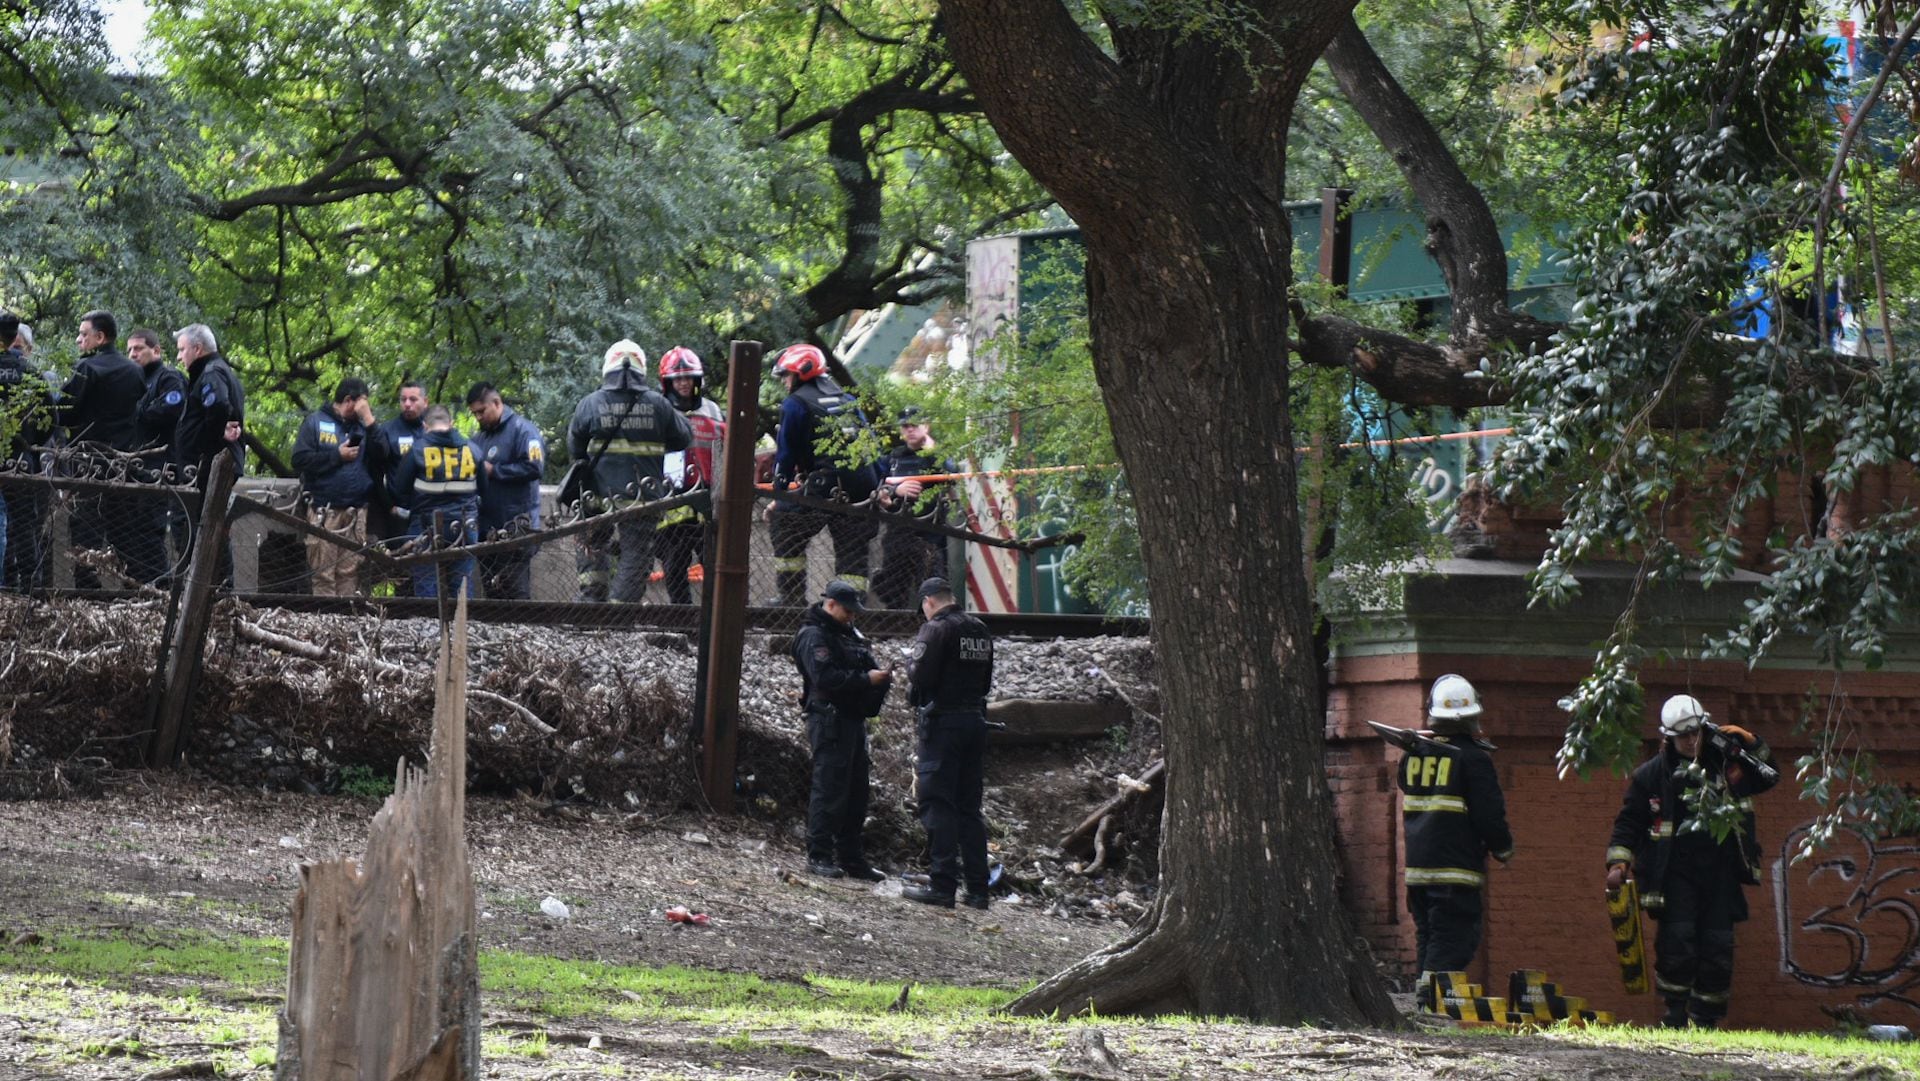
left=773, top=376, right=878, bottom=500
left=291, top=405, right=374, bottom=508
left=365, top=413, right=427, bottom=509
left=468, top=406, right=544, bottom=529
left=389, top=428, right=483, bottom=521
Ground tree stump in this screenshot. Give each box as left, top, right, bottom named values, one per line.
left=275, top=592, right=480, bottom=1080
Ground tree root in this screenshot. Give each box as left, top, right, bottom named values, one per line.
left=1006, top=900, right=1193, bottom=1018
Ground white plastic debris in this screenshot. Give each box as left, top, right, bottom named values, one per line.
left=540, top=896, right=571, bottom=920
left=277, top=836, right=300, bottom=849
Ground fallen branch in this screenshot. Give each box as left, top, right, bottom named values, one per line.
left=1076, top=813, right=1116, bottom=875
left=1058, top=759, right=1164, bottom=858
left=234, top=619, right=554, bottom=735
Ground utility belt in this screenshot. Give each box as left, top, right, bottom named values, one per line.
left=917, top=704, right=988, bottom=727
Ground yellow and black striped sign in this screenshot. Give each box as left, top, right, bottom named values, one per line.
left=1606, top=881, right=1651, bottom=995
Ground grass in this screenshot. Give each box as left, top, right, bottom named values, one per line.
left=3, top=927, right=1917, bottom=1078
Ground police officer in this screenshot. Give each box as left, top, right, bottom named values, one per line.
left=364, top=380, right=430, bottom=587
left=1400, top=674, right=1513, bottom=992
left=900, top=578, right=995, bottom=910
left=465, top=382, right=544, bottom=599
left=0, top=311, right=53, bottom=590
left=872, top=408, right=953, bottom=610
left=566, top=340, right=692, bottom=602
left=291, top=378, right=376, bottom=596
left=61, top=309, right=146, bottom=588
left=1606, top=695, right=1778, bottom=1029
left=128, top=327, right=188, bottom=576
left=388, top=404, right=484, bottom=599
left=793, top=579, right=892, bottom=881
left=172, top=323, right=246, bottom=481
left=768, top=343, right=881, bottom=607
left=653, top=346, right=725, bottom=605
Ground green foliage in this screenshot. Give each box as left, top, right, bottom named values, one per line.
left=336, top=763, right=395, bottom=800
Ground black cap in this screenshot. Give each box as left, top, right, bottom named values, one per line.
left=334, top=377, right=370, bottom=403
left=897, top=406, right=923, bottom=424
left=821, top=580, right=866, bottom=612
left=918, top=577, right=953, bottom=600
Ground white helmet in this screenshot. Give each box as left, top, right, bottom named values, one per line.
left=602, top=338, right=647, bottom=376
left=1428, top=674, right=1482, bottom=720
left=1660, top=694, right=1709, bottom=736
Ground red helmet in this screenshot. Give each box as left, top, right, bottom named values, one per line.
left=659, top=347, right=704, bottom=381
left=773, top=343, right=827, bottom=382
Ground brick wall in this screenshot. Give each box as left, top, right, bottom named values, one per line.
left=1329, top=650, right=1920, bottom=1030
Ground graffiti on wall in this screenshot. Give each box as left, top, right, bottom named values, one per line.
left=965, top=237, right=1019, bottom=375
left=1774, top=823, right=1920, bottom=1013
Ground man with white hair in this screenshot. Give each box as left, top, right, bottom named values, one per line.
left=172, top=323, right=245, bottom=481
left=1606, top=694, right=1778, bottom=1029
left=565, top=339, right=691, bottom=602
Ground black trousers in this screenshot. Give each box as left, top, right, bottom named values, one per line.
left=874, top=526, right=943, bottom=610
left=1653, top=863, right=1741, bottom=1022
left=805, top=708, right=870, bottom=867
left=1407, top=884, right=1483, bottom=974
left=71, top=492, right=167, bottom=587
left=770, top=505, right=877, bottom=606
left=479, top=549, right=532, bottom=599
left=916, top=711, right=989, bottom=896
left=3, top=487, right=45, bottom=589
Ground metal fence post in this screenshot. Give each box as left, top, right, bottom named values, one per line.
left=698, top=340, right=763, bottom=811
left=147, top=450, right=239, bottom=766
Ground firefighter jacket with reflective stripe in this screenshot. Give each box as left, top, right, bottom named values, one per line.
left=1399, top=735, right=1513, bottom=888
left=469, top=406, right=544, bottom=530
left=59, top=347, right=144, bottom=450
left=774, top=376, right=878, bottom=500
left=134, top=362, right=187, bottom=452
left=660, top=395, right=725, bottom=527
left=566, top=368, right=693, bottom=500
left=1605, top=734, right=1778, bottom=913
left=389, top=428, right=484, bottom=520
left=908, top=604, right=994, bottom=715
left=792, top=604, right=888, bottom=719
left=292, top=406, right=374, bottom=508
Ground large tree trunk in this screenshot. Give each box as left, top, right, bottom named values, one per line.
left=940, top=0, right=1396, bottom=1026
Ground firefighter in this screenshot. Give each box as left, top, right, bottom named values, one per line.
left=792, top=579, right=892, bottom=881
left=1400, top=673, right=1513, bottom=991
left=768, top=343, right=880, bottom=606
left=388, top=404, right=483, bottom=599
left=565, top=340, right=692, bottom=602
left=653, top=347, right=724, bottom=605
left=1606, top=695, right=1778, bottom=1029
left=900, top=578, right=995, bottom=910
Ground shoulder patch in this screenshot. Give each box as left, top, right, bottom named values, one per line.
left=201, top=384, right=216, bottom=405
left=911, top=641, right=927, bottom=659
left=813, top=646, right=831, bottom=662
left=527, top=439, right=544, bottom=462
left=162, top=390, right=182, bottom=406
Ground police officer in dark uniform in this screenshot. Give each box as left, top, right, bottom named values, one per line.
left=172, top=323, right=246, bottom=481
left=1606, top=694, right=1778, bottom=1029
left=900, top=578, right=995, bottom=910
left=389, top=404, right=485, bottom=599
left=872, top=408, right=954, bottom=610
left=61, top=309, right=146, bottom=588
left=792, top=579, right=892, bottom=881
left=128, top=327, right=188, bottom=576
left=1399, top=674, right=1513, bottom=990
left=466, top=382, right=545, bottom=599
left=769, top=343, right=881, bottom=606
left=364, top=380, right=430, bottom=590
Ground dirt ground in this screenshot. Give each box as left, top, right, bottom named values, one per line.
left=1, top=781, right=1911, bottom=1081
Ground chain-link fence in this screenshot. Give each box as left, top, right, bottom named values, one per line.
left=0, top=445, right=1107, bottom=800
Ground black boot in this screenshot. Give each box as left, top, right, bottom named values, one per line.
left=902, top=884, right=955, bottom=908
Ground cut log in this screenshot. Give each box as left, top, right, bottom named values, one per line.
left=275, top=593, right=481, bottom=1080
left=1058, top=759, right=1165, bottom=858
left=986, top=698, right=1127, bottom=745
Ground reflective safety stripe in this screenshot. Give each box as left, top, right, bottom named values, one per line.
left=1605, top=845, right=1635, bottom=865
left=1405, top=867, right=1486, bottom=887
left=774, top=556, right=808, bottom=572
left=1643, top=891, right=1665, bottom=908
left=604, top=440, right=667, bottom=455
left=1691, top=988, right=1729, bottom=1004
left=1656, top=976, right=1692, bottom=996
left=1403, top=795, right=1468, bottom=813
left=1650, top=823, right=1674, bottom=839
left=414, top=480, right=478, bottom=494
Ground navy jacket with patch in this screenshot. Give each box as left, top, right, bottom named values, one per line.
left=292, top=405, right=374, bottom=508
left=469, top=406, right=544, bottom=530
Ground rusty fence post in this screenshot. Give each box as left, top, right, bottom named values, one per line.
left=147, top=449, right=239, bottom=766
left=698, top=340, right=764, bottom=811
